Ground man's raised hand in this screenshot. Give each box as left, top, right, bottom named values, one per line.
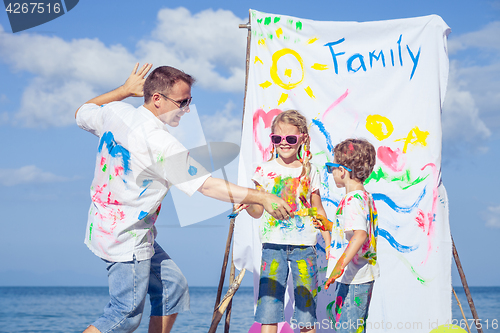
left=123, top=63, right=153, bottom=97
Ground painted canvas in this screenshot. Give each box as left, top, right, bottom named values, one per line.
left=234, top=9, right=452, bottom=333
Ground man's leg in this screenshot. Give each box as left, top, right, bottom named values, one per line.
left=89, top=257, right=151, bottom=333
left=147, top=242, right=190, bottom=333
left=148, top=314, right=178, bottom=333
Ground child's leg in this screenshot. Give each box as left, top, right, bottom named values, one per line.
left=289, top=245, right=318, bottom=333
left=255, top=244, right=289, bottom=330
left=335, top=281, right=374, bottom=333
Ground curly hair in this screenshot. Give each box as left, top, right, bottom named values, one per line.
left=270, top=110, right=312, bottom=179
left=333, top=138, right=376, bottom=182
left=143, top=66, right=195, bottom=104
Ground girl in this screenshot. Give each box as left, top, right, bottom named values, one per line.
left=245, top=110, right=330, bottom=333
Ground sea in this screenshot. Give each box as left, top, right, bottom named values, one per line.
left=0, top=286, right=498, bottom=333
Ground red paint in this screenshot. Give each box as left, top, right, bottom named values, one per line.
left=267, top=172, right=277, bottom=179
left=114, top=166, right=124, bottom=176
left=415, top=209, right=426, bottom=231
left=262, top=262, right=267, bottom=272
left=100, top=157, right=106, bottom=166
left=377, top=146, right=406, bottom=172
left=253, top=108, right=282, bottom=161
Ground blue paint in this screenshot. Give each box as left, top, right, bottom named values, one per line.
left=138, top=211, right=148, bottom=220
left=98, top=132, right=131, bottom=174
left=390, top=49, right=395, bottom=66
left=407, top=45, right=421, bottom=80
left=369, top=50, right=385, bottom=68
left=139, top=179, right=153, bottom=197
left=321, top=197, right=340, bottom=207
left=315, top=243, right=325, bottom=253
left=324, top=38, right=346, bottom=74
left=347, top=53, right=366, bottom=73
left=188, top=165, right=198, bottom=176
left=372, top=186, right=426, bottom=213
left=379, top=228, right=418, bottom=253
left=397, top=34, right=403, bottom=66
left=311, top=119, right=334, bottom=154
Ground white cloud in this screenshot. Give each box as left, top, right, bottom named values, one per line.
left=482, top=205, right=500, bottom=228
left=200, top=100, right=242, bottom=144
left=0, top=7, right=247, bottom=128
left=0, top=165, right=69, bottom=186
left=442, top=21, right=500, bottom=153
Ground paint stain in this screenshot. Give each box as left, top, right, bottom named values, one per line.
left=284, top=68, right=292, bottom=77
left=354, top=296, right=361, bottom=307
left=372, top=186, right=426, bottom=213
left=297, top=259, right=313, bottom=307
left=396, top=126, right=429, bottom=153
left=321, top=89, right=349, bottom=121
left=278, top=93, right=288, bottom=105
left=364, top=167, right=428, bottom=190
left=102, top=164, right=107, bottom=172
left=274, top=17, right=280, bottom=23
left=415, top=209, right=426, bottom=231
left=377, top=146, right=406, bottom=172
left=264, top=17, right=272, bottom=25
left=253, top=108, right=282, bottom=161
left=188, top=165, right=198, bottom=176
left=311, top=118, right=334, bottom=153
left=89, top=223, right=93, bottom=241
left=304, top=86, right=315, bottom=98
left=276, top=27, right=283, bottom=38
left=311, top=63, right=329, bottom=70
left=296, top=21, right=302, bottom=30
left=138, top=211, right=148, bottom=220
left=255, top=56, right=263, bottom=65
left=365, top=114, right=394, bottom=141
left=308, top=37, right=319, bottom=44
left=379, top=228, right=418, bottom=253
left=259, top=81, right=272, bottom=89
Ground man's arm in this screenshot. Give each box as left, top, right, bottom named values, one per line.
left=75, top=63, right=152, bottom=118
left=198, top=176, right=292, bottom=221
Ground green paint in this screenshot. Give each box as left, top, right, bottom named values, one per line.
left=354, top=296, right=361, bottom=307
left=89, top=223, right=93, bottom=241
left=156, top=153, right=165, bottom=163
left=364, top=167, right=428, bottom=190
left=296, top=21, right=302, bottom=30
left=287, top=19, right=293, bottom=25
left=268, top=33, right=273, bottom=39
left=127, top=230, right=138, bottom=237
left=326, top=300, right=336, bottom=322
left=283, top=36, right=290, bottom=41
left=251, top=11, right=256, bottom=18
left=264, top=17, right=272, bottom=25
left=353, top=193, right=363, bottom=201
left=393, top=252, right=432, bottom=286
left=257, top=18, right=263, bottom=24
left=294, top=38, right=301, bottom=43
left=274, top=17, right=280, bottom=23
left=102, top=164, right=107, bottom=172
left=109, top=175, right=113, bottom=181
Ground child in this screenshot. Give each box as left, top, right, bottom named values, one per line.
left=244, top=109, right=330, bottom=333
left=316, top=138, right=379, bottom=333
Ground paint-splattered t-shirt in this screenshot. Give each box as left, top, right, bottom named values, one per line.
left=252, top=159, right=321, bottom=246
left=329, top=190, right=380, bottom=284
left=76, top=102, right=211, bottom=262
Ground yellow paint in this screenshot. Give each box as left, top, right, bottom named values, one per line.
left=269, top=259, right=279, bottom=276
left=429, top=325, right=467, bottom=333
left=270, top=48, right=304, bottom=90
left=365, top=115, right=394, bottom=141
left=254, top=56, right=263, bottom=65
left=258, top=39, right=266, bottom=46
left=307, top=37, right=319, bottom=44
left=311, top=63, right=329, bottom=70
left=278, top=93, right=288, bottom=105
left=276, top=27, right=283, bottom=38
left=259, top=81, right=272, bottom=89
left=304, top=86, right=315, bottom=99
left=284, top=68, right=292, bottom=77
left=396, top=126, right=429, bottom=153
left=297, top=259, right=314, bottom=307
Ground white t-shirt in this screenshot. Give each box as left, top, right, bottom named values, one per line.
left=76, top=101, right=211, bottom=262
left=330, top=190, right=380, bottom=284
left=251, top=159, right=321, bottom=246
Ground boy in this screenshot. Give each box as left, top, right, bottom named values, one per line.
left=315, top=138, right=379, bottom=333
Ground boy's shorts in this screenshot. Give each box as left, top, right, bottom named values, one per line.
left=92, top=242, right=190, bottom=333
left=255, top=243, right=318, bottom=327
left=334, top=281, right=374, bottom=333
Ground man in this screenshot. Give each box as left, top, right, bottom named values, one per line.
left=75, top=63, right=292, bottom=333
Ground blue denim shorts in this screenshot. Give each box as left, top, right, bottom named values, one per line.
left=255, top=243, right=318, bottom=327
left=92, top=242, right=190, bottom=333
left=332, top=281, right=374, bottom=333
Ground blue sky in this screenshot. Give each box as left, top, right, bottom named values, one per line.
left=0, top=0, right=499, bottom=288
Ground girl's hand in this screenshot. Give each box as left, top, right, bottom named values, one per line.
left=313, top=214, right=333, bottom=231
left=325, top=245, right=330, bottom=260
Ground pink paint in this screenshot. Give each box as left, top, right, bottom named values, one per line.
left=322, top=89, right=349, bottom=121
left=100, top=157, right=106, bottom=167
left=377, top=146, right=406, bottom=172
left=421, top=163, right=438, bottom=264
left=114, top=166, right=124, bottom=176
left=415, top=209, right=426, bottom=231
left=262, top=262, right=267, bottom=272
left=348, top=143, right=354, bottom=151
left=253, top=108, right=282, bottom=161
left=335, top=296, right=343, bottom=322
left=267, top=172, right=277, bottom=179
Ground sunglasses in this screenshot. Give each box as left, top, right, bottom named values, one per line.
left=325, top=162, right=352, bottom=173
left=159, top=93, right=192, bottom=109
left=269, top=134, right=302, bottom=145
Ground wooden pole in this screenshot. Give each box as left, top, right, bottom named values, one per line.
left=452, top=236, right=483, bottom=333
left=452, top=287, right=472, bottom=333
left=224, top=261, right=236, bottom=333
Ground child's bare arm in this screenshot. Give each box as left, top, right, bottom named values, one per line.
left=311, top=190, right=331, bottom=258
left=325, top=230, right=367, bottom=289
